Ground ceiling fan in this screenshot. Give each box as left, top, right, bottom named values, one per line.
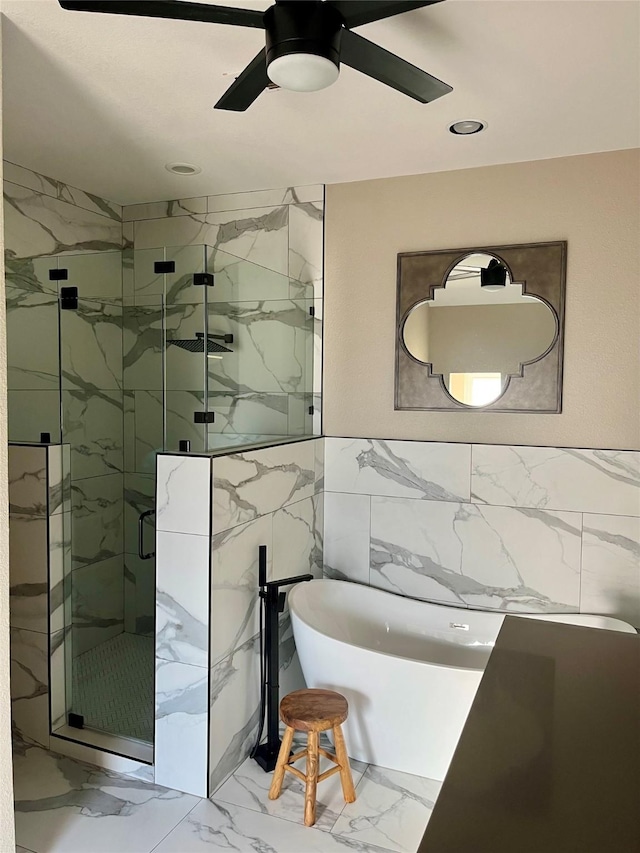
left=58, top=0, right=452, bottom=111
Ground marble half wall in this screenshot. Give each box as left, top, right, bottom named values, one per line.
left=154, top=437, right=323, bottom=798
left=323, top=437, right=640, bottom=627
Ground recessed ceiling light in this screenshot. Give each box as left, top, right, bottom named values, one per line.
left=448, top=120, right=486, bottom=136
left=165, top=162, right=202, bottom=175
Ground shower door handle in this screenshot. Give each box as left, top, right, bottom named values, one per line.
left=138, top=509, right=156, bottom=560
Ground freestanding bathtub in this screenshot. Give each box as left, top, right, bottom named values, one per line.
left=288, top=579, right=636, bottom=781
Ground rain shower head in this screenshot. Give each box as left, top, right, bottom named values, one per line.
left=168, top=332, right=234, bottom=354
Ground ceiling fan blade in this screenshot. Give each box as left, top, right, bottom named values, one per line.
left=329, top=1, right=444, bottom=29
left=58, top=1, right=266, bottom=29
left=340, top=28, right=452, bottom=103
left=214, top=49, right=269, bottom=111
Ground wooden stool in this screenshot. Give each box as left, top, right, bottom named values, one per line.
left=268, top=688, right=356, bottom=827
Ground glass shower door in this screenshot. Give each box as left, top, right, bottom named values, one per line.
left=57, top=251, right=161, bottom=746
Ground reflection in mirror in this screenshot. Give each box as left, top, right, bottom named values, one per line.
left=402, top=252, right=557, bottom=406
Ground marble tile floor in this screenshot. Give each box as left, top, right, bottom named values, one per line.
left=13, top=738, right=441, bottom=853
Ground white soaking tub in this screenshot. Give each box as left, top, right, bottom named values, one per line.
left=288, top=579, right=636, bottom=781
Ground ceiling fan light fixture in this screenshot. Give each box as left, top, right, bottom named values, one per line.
left=267, top=53, right=339, bottom=92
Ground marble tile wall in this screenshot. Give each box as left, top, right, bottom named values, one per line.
left=154, top=438, right=323, bottom=797
left=323, top=438, right=640, bottom=626
left=123, top=185, right=324, bottom=446
left=8, top=443, right=71, bottom=748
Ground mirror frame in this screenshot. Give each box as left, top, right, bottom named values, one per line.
left=395, top=241, right=567, bottom=413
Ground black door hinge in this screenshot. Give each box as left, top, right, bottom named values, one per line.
left=49, top=268, right=68, bottom=281
left=308, top=405, right=315, bottom=415
left=194, top=411, right=215, bottom=424
left=60, top=287, right=78, bottom=310
left=193, top=273, right=214, bottom=286
left=309, top=306, right=315, bottom=316
left=154, top=260, right=176, bottom=274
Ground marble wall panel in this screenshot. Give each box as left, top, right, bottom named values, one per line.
left=471, top=445, right=640, bottom=516
left=4, top=181, right=122, bottom=259
left=10, top=628, right=50, bottom=747
left=156, top=531, right=210, bottom=668
left=206, top=185, right=323, bottom=213
left=210, top=514, right=271, bottom=668
left=288, top=198, right=324, bottom=293
left=70, top=473, right=123, bottom=569
left=155, top=658, right=210, bottom=797
left=4, top=160, right=122, bottom=220
left=272, top=496, right=320, bottom=583
left=208, top=392, right=289, bottom=438
left=207, top=248, right=291, bottom=303
left=9, top=444, right=47, bottom=515
left=71, top=555, right=124, bottom=655
left=212, top=439, right=316, bottom=533
left=156, top=454, right=212, bottom=536
left=47, top=444, right=71, bottom=517
left=63, top=389, right=123, bottom=479
left=323, top=492, right=370, bottom=585
left=60, top=298, right=123, bottom=392
left=325, top=438, right=471, bottom=502
left=8, top=390, right=61, bottom=444
left=208, top=634, right=261, bottom=794
left=9, top=514, right=49, bottom=633
left=123, top=197, right=207, bottom=221
left=63, top=250, right=123, bottom=299
left=124, top=554, right=155, bottom=637
left=6, top=287, right=59, bottom=390
left=370, top=497, right=581, bottom=612
left=122, top=301, right=164, bottom=390
left=581, top=514, right=640, bottom=627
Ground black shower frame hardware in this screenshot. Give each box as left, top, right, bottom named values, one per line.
left=194, top=411, right=215, bottom=424
left=60, top=286, right=78, bottom=310
left=49, top=268, right=68, bottom=281
left=138, top=509, right=156, bottom=560
left=253, top=544, right=313, bottom=773
left=154, top=260, right=176, bottom=274
left=193, top=272, right=214, bottom=286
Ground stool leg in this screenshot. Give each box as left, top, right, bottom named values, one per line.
left=304, top=731, right=319, bottom=827
left=268, top=726, right=295, bottom=800
left=333, top=725, right=356, bottom=803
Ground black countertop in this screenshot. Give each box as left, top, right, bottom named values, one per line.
left=418, top=616, right=640, bottom=853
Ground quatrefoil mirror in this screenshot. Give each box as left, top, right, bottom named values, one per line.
left=395, top=242, right=567, bottom=413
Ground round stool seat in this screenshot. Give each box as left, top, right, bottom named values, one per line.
left=280, top=688, right=348, bottom=733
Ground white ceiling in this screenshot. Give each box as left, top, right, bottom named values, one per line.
left=2, top=0, right=639, bottom=205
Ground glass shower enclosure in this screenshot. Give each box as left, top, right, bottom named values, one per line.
left=6, top=243, right=319, bottom=756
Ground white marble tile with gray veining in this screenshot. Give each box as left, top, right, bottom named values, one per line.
left=207, top=185, right=323, bottom=213
left=272, top=496, right=321, bottom=583
left=70, top=474, right=123, bottom=568
left=62, top=389, right=123, bottom=479
left=6, top=286, right=60, bottom=390
left=9, top=514, right=49, bottom=633
left=13, top=741, right=199, bottom=853
left=370, top=496, right=581, bottom=612
left=208, top=391, right=290, bottom=438
left=155, top=797, right=392, bottom=853
left=71, top=556, right=124, bottom=655
left=124, top=553, right=155, bottom=637
left=332, top=766, right=441, bottom=853
left=210, top=514, right=271, bottom=667
left=155, top=658, right=210, bottom=797
left=156, top=454, right=212, bottom=535
left=288, top=199, right=324, bottom=290
left=580, top=514, right=640, bottom=627
left=215, top=749, right=366, bottom=833
left=10, top=627, right=50, bottom=748
left=123, top=197, right=207, bottom=221
left=213, top=439, right=316, bottom=533
left=4, top=161, right=122, bottom=220
left=47, top=444, right=71, bottom=517
left=209, top=634, right=261, bottom=794
left=157, top=531, right=210, bottom=667
left=325, top=438, right=471, bottom=502
left=472, top=444, right=640, bottom=516
left=4, top=181, right=123, bottom=259
left=324, top=492, right=371, bottom=585
left=60, top=299, right=123, bottom=392
left=9, top=445, right=48, bottom=516
left=207, top=246, right=291, bottom=303
left=8, top=390, right=62, bottom=445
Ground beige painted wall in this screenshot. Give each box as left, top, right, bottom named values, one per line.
left=0, top=22, right=16, bottom=851
left=324, top=149, right=640, bottom=449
